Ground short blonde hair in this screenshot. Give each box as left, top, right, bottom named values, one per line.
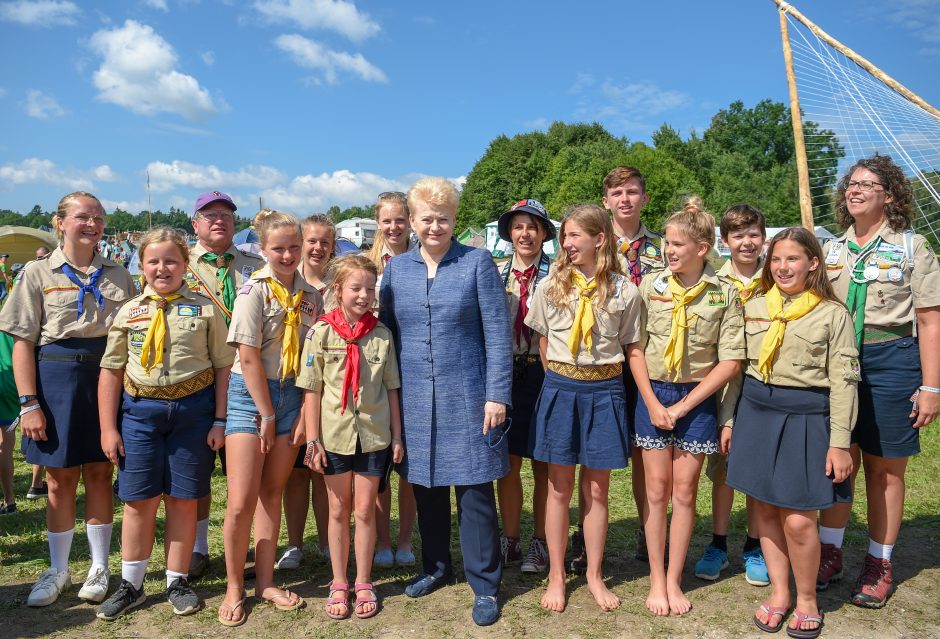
left=254, top=209, right=301, bottom=246
left=54, top=191, right=104, bottom=240
left=407, top=177, right=459, bottom=216
left=302, top=214, right=337, bottom=261
left=138, top=226, right=190, bottom=264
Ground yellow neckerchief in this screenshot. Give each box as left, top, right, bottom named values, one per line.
left=140, top=294, right=183, bottom=374
left=757, top=285, right=822, bottom=382
left=725, top=265, right=761, bottom=302
left=662, top=275, right=710, bottom=380
left=566, top=270, right=598, bottom=357
left=266, top=275, right=305, bottom=379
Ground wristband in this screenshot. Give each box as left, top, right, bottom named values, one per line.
left=919, top=385, right=940, bottom=394
left=306, top=439, right=320, bottom=447
left=19, top=404, right=42, bottom=417
left=260, top=414, right=276, bottom=423
left=212, top=419, right=226, bottom=428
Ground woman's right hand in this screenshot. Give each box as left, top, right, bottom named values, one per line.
left=257, top=417, right=275, bottom=454
left=101, top=430, right=124, bottom=464
left=719, top=427, right=732, bottom=454
left=648, top=400, right=676, bottom=431
left=20, top=408, right=47, bottom=442
left=305, top=443, right=326, bottom=473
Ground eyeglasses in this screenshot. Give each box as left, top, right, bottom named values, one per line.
left=199, top=212, right=235, bottom=222
left=67, top=214, right=105, bottom=225
left=485, top=418, right=512, bottom=449
left=846, top=180, right=884, bottom=192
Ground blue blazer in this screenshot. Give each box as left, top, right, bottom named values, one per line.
left=380, top=240, right=512, bottom=487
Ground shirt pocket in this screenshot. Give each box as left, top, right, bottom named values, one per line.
left=792, top=326, right=828, bottom=369
left=545, top=303, right=574, bottom=336
left=689, top=306, right=723, bottom=345
left=646, top=303, right=673, bottom=337
left=743, top=320, right=769, bottom=359
left=100, top=280, right=130, bottom=305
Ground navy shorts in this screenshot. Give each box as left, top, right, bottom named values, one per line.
left=225, top=372, right=301, bottom=438
left=118, top=385, right=215, bottom=501
left=854, top=336, right=921, bottom=458
left=324, top=440, right=390, bottom=477
left=633, top=380, right=718, bottom=455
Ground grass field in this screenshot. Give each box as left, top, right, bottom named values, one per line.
left=1, top=426, right=939, bottom=639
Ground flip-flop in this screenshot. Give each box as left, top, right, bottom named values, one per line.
left=754, top=602, right=791, bottom=633
left=218, top=593, right=247, bottom=627
left=259, top=588, right=304, bottom=611
left=326, top=582, right=351, bottom=620
left=354, top=582, right=380, bottom=619
left=786, top=609, right=824, bottom=639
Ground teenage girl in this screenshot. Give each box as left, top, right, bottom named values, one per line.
left=524, top=203, right=641, bottom=613
left=629, top=197, right=744, bottom=616
left=278, top=214, right=334, bottom=569
left=727, top=226, right=857, bottom=639
left=96, top=227, right=233, bottom=619
left=218, top=210, right=323, bottom=626
left=299, top=253, right=404, bottom=619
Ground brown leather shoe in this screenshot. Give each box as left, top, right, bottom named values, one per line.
left=851, top=554, right=894, bottom=608
left=816, top=543, right=843, bottom=591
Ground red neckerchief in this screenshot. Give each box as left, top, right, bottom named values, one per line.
left=620, top=238, right=643, bottom=285
left=319, top=308, right=379, bottom=414
left=511, top=264, right=537, bottom=348
left=383, top=254, right=392, bottom=264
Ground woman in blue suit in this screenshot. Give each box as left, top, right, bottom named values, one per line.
left=380, top=177, right=512, bottom=626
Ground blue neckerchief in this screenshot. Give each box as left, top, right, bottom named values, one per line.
left=60, top=263, right=105, bottom=320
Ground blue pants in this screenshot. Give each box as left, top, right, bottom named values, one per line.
left=412, top=481, right=501, bottom=597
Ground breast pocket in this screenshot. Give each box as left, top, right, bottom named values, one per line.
left=792, top=327, right=828, bottom=368
left=743, top=321, right=769, bottom=360
left=646, top=304, right=673, bottom=337
left=175, top=316, right=208, bottom=331
left=689, top=307, right=722, bottom=345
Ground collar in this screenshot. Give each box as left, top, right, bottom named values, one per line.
left=661, top=264, right=721, bottom=288
left=406, top=239, right=463, bottom=264
left=842, top=218, right=891, bottom=245
left=251, top=264, right=317, bottom=294
left=191, top=241, right=236, bottom=260
left=142, top=283, right=198, bottom=301
left=717, top=258, right=761, bottom=283
left=382, top=237, right=411, bottom=258
left=510, top=251, right=543, bottom=272
left=49, top=246, right=110, bottom=271
left=617, top=222, right=658, bottom=245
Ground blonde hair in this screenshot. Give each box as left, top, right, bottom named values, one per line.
left=367, top=191, right=410, bottom=274
left=329, top=253, right=378, bottom=296
left=301, top=214, right=337, bottom=261
left=663, top=195, right=715, bottom=248
left=407, top=177, right=459, bottom=215
left=543, top=203, right=623, bottom=309
left=54, top=191, right=104, bottom=240
left=138, top=226, right=189, bottom=265
left=254, top=208, right=301, bottom=246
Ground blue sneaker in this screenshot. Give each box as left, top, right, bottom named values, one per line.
left=471, top=595, right=500, bottom=626
left=373, top=548, right=394, bottom=568
left=694, top=545, right=729, bottom=581
left=743, top=546, right=770, bottom=586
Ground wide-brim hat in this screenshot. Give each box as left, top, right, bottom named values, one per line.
left=496, top=198, right=556, bottom=243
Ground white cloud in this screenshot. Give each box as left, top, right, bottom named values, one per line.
left=145, top=160, right=287, bottom=193
left=572, top=79, right=690, bottom=134
left=100, top=197, right=150, bottom=213
left=0, top=157, right=117, bottom=191
left=0, top=0, right=79, bottom=26
left=89, top=20, right=219, bottom=121
left=23, top=89, right=65, bottom=119
left=523, top=117, right=549, bottom=129
left=143, top=0, right=168, bottom=11
left=259, top=169, right=405, bottom=211
left=254, top=0, right=379, bottom=42
left=200, top=50, right=215, bottom=65
left=274, top=33, right=386, bottom=84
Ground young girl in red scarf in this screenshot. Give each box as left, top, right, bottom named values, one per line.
left=298, top=253, right=403, bottom=621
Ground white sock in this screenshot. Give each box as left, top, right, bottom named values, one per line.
left=85, top=522, right=113, bottom=570
left=122, top=559, right=148, bottom=590
left=193, top=518, right=210, bottom=556
left=819, top=525, right=845, bottom=548
left=166, top=569, right=187, bottom=588
left=868, top=538, right=894, bottom=561
left=48, top=529, right=75, bottom=574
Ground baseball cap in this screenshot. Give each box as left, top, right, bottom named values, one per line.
left=496, top=198, right=556, bottom=243
left=193, top=191, right=237, bottom=216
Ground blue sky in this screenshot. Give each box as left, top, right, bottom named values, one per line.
left=1, top=0, right=938, bottom=217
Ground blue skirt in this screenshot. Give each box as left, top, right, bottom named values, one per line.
left=23, top=337, right=108, bottom=468
left=727, top=376, right=852, bottom=511
left=633, top=380, right=718, bottom=454
left=855, top=336, right=921, bottom=458
left=530, top=370, right=629, bottom=469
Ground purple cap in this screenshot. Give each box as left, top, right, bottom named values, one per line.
left=193, top=191, right=237, bottom=216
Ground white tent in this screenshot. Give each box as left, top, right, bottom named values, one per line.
left=483, top=219, right=561, bottom=259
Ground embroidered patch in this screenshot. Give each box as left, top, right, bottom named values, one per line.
left=241, top=265, right=254, bottom=280
left=128, top=305, right=150, bottom=319
left=644, top=242, right=662, bottom=259
left=239, top=283, right=253, bottom=295
left=129, top=329, right=147, bottom=349
left=707, top=291, right=726, bottom=307
left=306, top=353, right=314, bottom=367
left=177, top=304, right=201, bottom=317
left=734, top=297, right=743, bottom=312
left=824, top=242, right=843, bottom=266
left=847, top=357, right=861, bottom=381
left=300, top=300, right=315, bottom=315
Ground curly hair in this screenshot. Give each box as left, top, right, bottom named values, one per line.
left=834, top=154, right=914, bottom=231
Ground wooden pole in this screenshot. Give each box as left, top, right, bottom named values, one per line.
left=772, top=0, right=940, bottom=120
left=146, top=170, right=152, bottom=229
left=778, top=9, right=815, bottom=230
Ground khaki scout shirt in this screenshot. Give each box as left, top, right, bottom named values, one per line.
left=524, top=272, right=642, bottom=366
left=295, top=320, right=401, bottom=454
left=227, top=265, right=323, bottom=379
left=186, top=242, right=264, bottom=305
left=0, top=247, right=135, bottom=345
left=639, top=266, right=745, bottom=383
left=101, top=284, right=234, bottom=386
left=496, top=253, right=548, bottom=357
left=824, top=221, right=940, bottom=328
left=615, top=222, right=665, bottom=276
left=715, top=259, right=762, bottom=426
left=742, top=293, right=859, bottom=448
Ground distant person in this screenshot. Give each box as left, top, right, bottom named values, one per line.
left=36, top=246, right=51, bottom=259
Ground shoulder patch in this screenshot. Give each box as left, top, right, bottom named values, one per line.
left=241, top=265, right=254, bottom=280
left=643, top=242, right=662, bottom=259
left=239, top=282, right=254, bottom=295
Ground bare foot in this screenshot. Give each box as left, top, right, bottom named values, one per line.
left=667, top=583, right=692, bottom=616
left=645, top=583, right=670, bottom=616
left=540, top=575, right=567, bottom=612
left=587, top=577, right=621, bottom=612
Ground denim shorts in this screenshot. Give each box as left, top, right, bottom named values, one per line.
left=225, top=372, right=302, bottom=437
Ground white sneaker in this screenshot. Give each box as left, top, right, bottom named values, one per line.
left=27, top=568, right=71, bottom=607
left=78, top=565, right=110, bottom=603
left=275, top=546, right=304, bottom=570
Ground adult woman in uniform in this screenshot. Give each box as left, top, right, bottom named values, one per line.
left=0, top=192, right=135, bottom=606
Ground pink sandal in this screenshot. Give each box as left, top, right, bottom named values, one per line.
left=354, top=582, right=380, bottom=619
left=326, top=582, right=351, bottom=620
left=754, top=602, right=791, bottom=633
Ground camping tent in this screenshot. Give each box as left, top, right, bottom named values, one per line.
left=0, top=226, right=57, bottom=267
left=483, top=219, right=561, bottom=258
left=233, top=227, right=261, bottom=255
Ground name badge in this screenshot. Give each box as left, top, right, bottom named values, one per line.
left=177, top=304, right=202, bottom=317
left=300, top=300, right=315, bottom=316
left=653, top=276, right=668, bottom=294
left=825, top=242, right=843, bottom=266
left=128, top=305, right=149, bottom=319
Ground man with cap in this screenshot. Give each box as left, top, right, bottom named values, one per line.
left=187, top=191, right=264, bottom=579
left=493, top=198, right=555, bottom=574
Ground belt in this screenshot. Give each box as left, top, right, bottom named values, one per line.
left=547, top=361, right=622, bottom=381
left=513, top=354, right=541, bottom=364
left=862, top=323, right=913, bottom=345
left=124, top=367, right=214, bottom=400
left=37, top=352, right=102, bottom=363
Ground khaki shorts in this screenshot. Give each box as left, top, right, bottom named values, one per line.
left=705, top=450, right=728, bottom=485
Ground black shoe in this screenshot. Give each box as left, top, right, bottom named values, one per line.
left=0, top=503, right=16, bottom=514
left=166, top=577, right=201, bottom=616
left=26, top=482, right=47, bottom=500
left=404, top=572, right=455, bottom=598
left=188, top=552, right=209, bottom=580
left=568, top=530, right=587, bottom=575
left=96, top=579, right=145, bottom=620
